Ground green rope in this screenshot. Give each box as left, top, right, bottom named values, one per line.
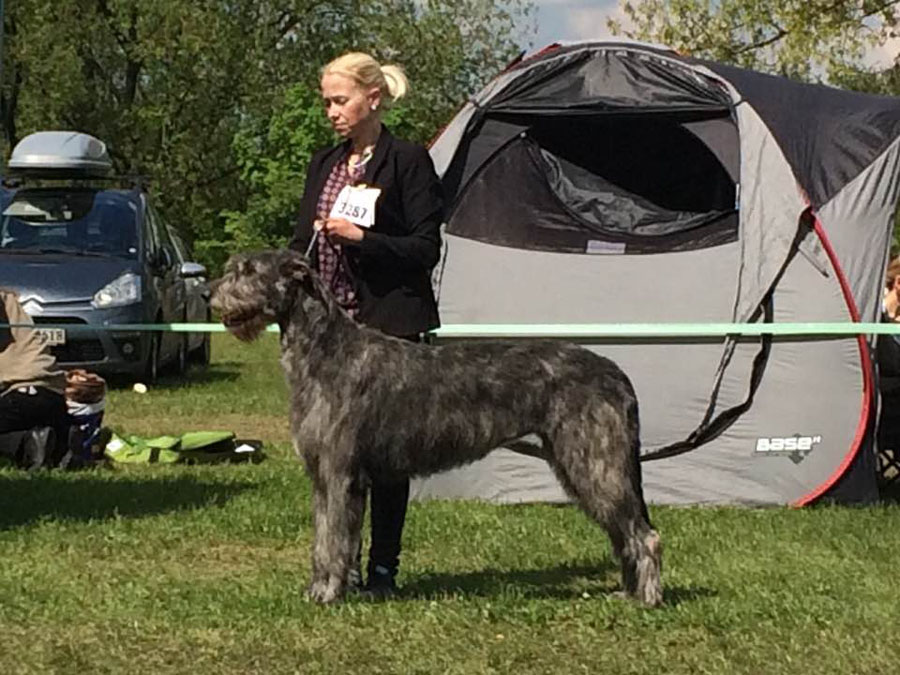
left=5, top=321, right=900, bottom=337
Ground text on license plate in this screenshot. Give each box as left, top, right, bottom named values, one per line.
left=36, top=328, right=66, bottom=346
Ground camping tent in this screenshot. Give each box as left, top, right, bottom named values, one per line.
left=411, top=40, right=900, bottom=506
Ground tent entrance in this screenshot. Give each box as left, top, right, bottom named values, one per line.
left=447, top=110, right=739, bottom=254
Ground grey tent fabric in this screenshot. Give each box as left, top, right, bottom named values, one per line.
left=413, top=40, right=900, bottom=505
left=702, top=60, right=900, bottom=207
left=816, top=136, right=900, bottom=325
left=730, top=103, right=809, bottom=323
left=486, top=46, right=731, bottom=113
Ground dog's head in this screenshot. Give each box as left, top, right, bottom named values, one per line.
left=211, top=249, right=320, bottom=342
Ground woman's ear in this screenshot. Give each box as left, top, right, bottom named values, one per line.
left=368, top=88, right=382, bottom=112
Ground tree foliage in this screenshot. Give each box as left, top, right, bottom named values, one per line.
left=223, top=0, right=535, bottom=260
left=1, top=0, right=534, bottom=270
left=611, top=0, right=900, bottom=81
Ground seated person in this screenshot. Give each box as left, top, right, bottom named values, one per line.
left=878, top=257, right=900, bottom=387
left=0, top=288, right=68, bottom=468
left=875, top=256, right=900, bottom=470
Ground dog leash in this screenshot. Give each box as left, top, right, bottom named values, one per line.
left=305, top=221, right=358, bottom=313
left=304, top=229, right=319, bottom=258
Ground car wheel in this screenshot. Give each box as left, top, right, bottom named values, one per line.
left=142, top=333, right=160, bottom=385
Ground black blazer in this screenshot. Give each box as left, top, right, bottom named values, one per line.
left=289, top=127, right=443, bottom=337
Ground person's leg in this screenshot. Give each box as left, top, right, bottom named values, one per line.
left=0, top=391, right=30, bottom=434
left=0, top=393, right=27, bottom=464
left=364, top=333, right=420, bottom=595
left=366, top=477, right=410, bottom=593
left=0, top=388, right=67, bottom=467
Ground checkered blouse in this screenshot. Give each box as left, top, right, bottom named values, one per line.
left=314, top=153, right=366, bottom=317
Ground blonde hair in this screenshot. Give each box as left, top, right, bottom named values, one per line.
left=322, top=52, right=409, bottom=107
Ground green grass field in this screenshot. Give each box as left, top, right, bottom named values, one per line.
left=1, top=335, right=898, bottom=674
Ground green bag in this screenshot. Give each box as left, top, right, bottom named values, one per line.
left=104, top=431, right=263, bottom=464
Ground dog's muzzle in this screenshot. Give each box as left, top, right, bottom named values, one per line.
left=221, top=310, right=270, bottom=342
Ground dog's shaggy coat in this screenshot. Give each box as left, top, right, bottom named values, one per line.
left=212, top=249, right=662, bottom=606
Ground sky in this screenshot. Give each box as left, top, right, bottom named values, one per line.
left=530, top=0, right=900, bottom=68
left=532, top=0, right=626, bottom=50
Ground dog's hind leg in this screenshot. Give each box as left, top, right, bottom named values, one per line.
left=546, top=416, right=662, bottom=607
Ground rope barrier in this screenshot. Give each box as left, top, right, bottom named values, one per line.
left=5, top=321, right=900, bottom=337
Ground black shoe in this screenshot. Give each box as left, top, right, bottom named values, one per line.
left=363, top=565, right=398, bottom=599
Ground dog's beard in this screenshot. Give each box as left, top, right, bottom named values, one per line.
left=222, top=311, right=269, bottom=342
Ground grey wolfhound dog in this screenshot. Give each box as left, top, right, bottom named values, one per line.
left=212, top=249, right=662, bottom=607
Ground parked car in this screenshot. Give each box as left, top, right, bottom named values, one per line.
left=0, top=131, right=209, bottom=382
left=168, top=227, right=211, bottom=366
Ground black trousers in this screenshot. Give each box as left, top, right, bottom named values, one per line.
left=366, top=477, right=410, bottom=576
left=363, top=332, right=421, bottom=577
left=0, top=387, right=68, bottom=464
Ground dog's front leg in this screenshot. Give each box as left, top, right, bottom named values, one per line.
left=307, top=470, right=363, bottom=604
left=346, top=478, right=368, bottom=590
left=307, top=474, right=330, bottom=597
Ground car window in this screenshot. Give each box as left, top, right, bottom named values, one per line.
left=146, top=203, right=178, bottom=267
left=0, top=188, right=139, bottom=258
left=168, top=230, right=186, bottom=263
left=143, top=200, right=161, bottom=259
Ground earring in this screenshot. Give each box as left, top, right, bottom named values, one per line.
left=371, top=104, right=378, bottom=111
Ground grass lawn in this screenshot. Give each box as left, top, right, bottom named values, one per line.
left=1, top=334, right=898, bottom=674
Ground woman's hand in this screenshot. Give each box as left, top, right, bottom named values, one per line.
left=318, top=217, right=364, bottom=244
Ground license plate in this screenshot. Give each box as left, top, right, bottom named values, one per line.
left=36, top=328, right=66, bottom=346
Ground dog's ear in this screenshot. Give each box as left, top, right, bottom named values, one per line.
left=281, top=252, right=314, bottom=284
left=279, top=252, right=325, bottom=304
left=281, top=255, right=312, bottom=282
left=278, top=251, right=336, bottom=312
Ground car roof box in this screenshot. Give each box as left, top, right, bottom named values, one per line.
left=6, top=131, right=113, bottom=177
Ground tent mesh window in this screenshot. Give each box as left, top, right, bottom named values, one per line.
left=447, top=112, right=739, bottom=254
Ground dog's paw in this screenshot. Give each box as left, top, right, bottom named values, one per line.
left=306, top=579, right=343, bottom=604
left=635, top=582, right=664, bottom=608
left=612, top=585, right=663, bottom=608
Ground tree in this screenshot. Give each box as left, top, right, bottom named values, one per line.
left=611, top=0, right=900, bottom=81
left=221, top=0, right=535, bottom=259
left=1, top=0, right=534, bottom=270
left=2, top=1, right=328, bottom=259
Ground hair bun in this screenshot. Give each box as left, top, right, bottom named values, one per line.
left=380, top=64, right=409, bottom=102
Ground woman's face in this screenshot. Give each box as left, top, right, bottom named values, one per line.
left=320, top=72, right=380, bottom=139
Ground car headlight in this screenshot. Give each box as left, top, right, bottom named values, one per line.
left=92, top=272, right=141, bottom=308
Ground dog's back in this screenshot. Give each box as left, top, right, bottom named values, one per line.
left=352, top=338, right=639, bottom=476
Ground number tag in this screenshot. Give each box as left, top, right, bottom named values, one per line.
left=329, top=184, right=380, bottom=229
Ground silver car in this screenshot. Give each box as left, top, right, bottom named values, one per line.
left=168, top=227, right=211, bottom=366
left=0, top=131, right=209, bottom=382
